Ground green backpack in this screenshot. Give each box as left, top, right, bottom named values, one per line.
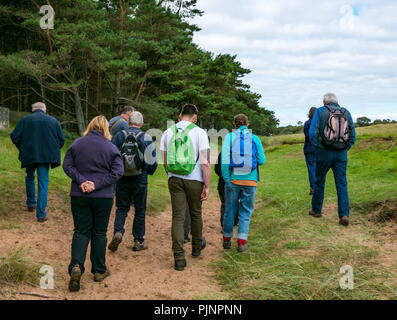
left=166, top=123, right=197, bottom=175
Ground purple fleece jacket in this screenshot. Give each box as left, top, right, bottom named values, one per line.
left=63, top=130, right=124, bottom=198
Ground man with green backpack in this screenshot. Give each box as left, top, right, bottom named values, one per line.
left=160, top=104, right=211, bottom=271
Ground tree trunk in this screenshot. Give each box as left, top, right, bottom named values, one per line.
left=133, top=66, right=151, bottom=101
left=73, top=89, right=86, bottom=136
left=24, top=81, right=29, bottom=111
left=45, top=1, right=54, bottom=55
left=115, top=0, right=129, bottom=107
left=40, top=78, right=46, bottom=102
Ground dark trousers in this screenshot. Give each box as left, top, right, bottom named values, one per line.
left=312, top=148, right=350, bottom=217
left=114, top=174, right=148, bottom=243
left=305, top=153, right=316, bottom=190
left=218, top=180, right=238, bottom=228
left=168, top=177, right=203, bottom=261
left=69, top=197, right=113, bottom=275
left=184, top=206, right=191, bottom=240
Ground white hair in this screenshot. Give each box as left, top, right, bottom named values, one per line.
left=129, top=111, right=143, bottom=126
left=32, top=102, right=46, bottom=112
left=323, top=93, right=339, bottom=105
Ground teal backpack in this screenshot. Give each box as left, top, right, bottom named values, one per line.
left=166, top=123, right=197, bottom=175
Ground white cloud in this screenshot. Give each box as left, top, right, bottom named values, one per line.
left=192, top=0, right=397, bottom=126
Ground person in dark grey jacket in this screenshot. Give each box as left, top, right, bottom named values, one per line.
left=11, top=102, right=64, bottom=222
left=63, top=115, right=124, bottom=292
left=304, top=107, right=317, bottom=195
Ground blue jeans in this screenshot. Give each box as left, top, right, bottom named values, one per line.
left=312, top=148, right=349, bottom=217
left=114, top=174, right=148, bottom=243
left=25, top=164, right=50, bottom=219
left=305, top=153, right=316, bottom=190
left=223, top=182, right=256, bottom=241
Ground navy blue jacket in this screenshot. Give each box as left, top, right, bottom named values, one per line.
left=11, top=110, right=65, bottom=168
left=63, top=130, right=124, bottom=198
left=112, top=126, right=158, bottom=176
left=303, top=118, right=315, bottom=154
left=109, top=115, right=129, bottom=138
left=309, top=103, right=356, bottom=150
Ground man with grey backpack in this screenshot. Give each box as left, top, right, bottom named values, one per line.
left=309, top=93, right=356, bottom=226
left=108, top=111, right=158, bottom=252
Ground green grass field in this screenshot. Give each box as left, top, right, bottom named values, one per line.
left=0, top=123, right=396, bottom=299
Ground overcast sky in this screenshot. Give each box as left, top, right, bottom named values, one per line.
left=191, top=0, right=397, bottom=126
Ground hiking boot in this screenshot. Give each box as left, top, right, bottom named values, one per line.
left=192, top=237, right=206, bottom=257
left=108, top=232, right=123, bottom=252
left=132, top=240, right=148, bottom=251
left=237, top=243, right=249, bottom=253
left=37, top=217, right=48, bottom=223
left=223, top=240, right=231, bottom=250
left=309, top=209, right=322, bottom=218
left=27, top=206, right=36, bottom=212
left=174, top=259, right=186, bottom=271
left=339, top=216, right=350, bottom=227
left=201, top=236, right=206, bottom=250
left=68, top=264, right=81, bottom=292
left=192, top=248, right=201, bottom=257
left=184, top=236, right=191, bottom=244
left=94, top=268, right=110, bottom=282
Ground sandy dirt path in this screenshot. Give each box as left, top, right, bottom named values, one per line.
left=0, top=193, right=228, bottom=300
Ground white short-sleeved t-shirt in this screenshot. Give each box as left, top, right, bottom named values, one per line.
left=160, top=121, right=210, bottom=182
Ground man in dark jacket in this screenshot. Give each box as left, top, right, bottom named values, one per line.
left=214, top=152, right=238, bottom=229
left=108, top=105, right=135, bottom=138
left=11, top=102, right=65, bottom=222
left=108, top=111, right=158, bottom=252
left=304, top=107, right=317, bottom=195
left=309, top=93, right=356, bottom=226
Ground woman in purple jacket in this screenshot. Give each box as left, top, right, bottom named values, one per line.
left=63, top=116, right=124, bottom=292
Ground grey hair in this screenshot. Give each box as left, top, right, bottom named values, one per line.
left=32, top=102, right=46, bottom=111
left=323, top=93, right=338, bottom=105
left=129, top=111, right=143, bottom=126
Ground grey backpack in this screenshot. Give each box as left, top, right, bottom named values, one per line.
left=120, top=130, right=145, bottom=176
left=322, top=105, right=350, bottom=150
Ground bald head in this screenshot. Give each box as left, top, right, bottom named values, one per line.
left=32, top=102, right=46, bottom=113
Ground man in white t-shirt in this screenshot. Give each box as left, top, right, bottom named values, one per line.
left=160, top=104, right=211, bottom=271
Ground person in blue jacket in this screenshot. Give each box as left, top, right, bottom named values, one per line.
left=11, top=102, right=65, bottom=222
left=309, top=93, right=356, bottom=226
left=221, top=114, right=266, bottom=252
left=108, top=105, right=135, bottom=138
left=304, top=107, right=317, bottom=195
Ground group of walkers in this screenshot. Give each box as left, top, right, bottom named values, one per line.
left=9, top=92, right=356, bottom=292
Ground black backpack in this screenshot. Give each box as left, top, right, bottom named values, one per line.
left=120, top=130, right=145, bottom=176
left=322, top=105, right=350, bottom=150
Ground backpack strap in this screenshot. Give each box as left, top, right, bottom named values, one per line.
left=324, top=105, right=333, bottom=113
left=121, top=130, right=128, bottom=140
left=110, top=118, right=125, bottom=132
